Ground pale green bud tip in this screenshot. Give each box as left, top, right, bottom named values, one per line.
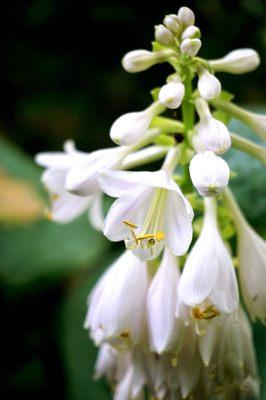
left=163, top=14, right=181, bottom=34
left=180, top=38, right=202, bottom=57
left=181, top=25, right=201, bottom=40
left=155, top=24, right=175, bottom=47
left=177, top=6, right=195, bottom=26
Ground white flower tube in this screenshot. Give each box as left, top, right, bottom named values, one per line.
left=122, top=49, right=175, bottom=73
left=177, top=6, right=195, bottom=26
left=209, top=48, right=260, bottom=74
left=223, top=189, right=266, bottom=324
left=147, top=249, right=180, bottom=353
left=84, top=251, right=148, bottom=347
left=178, top=197, right=239, bottom=314
left=189, top=151, right=230, bottom=197
left=158, top=82, right=185, bottom=109
left=98, top=169, right=193, bottom=260
left=195, top=98, right=231, bottom=154
left=180, top=38, right=201, bottom=57
left=197, top=68, right=221, bottom=100
left=110, top=102, right=165, bottom=146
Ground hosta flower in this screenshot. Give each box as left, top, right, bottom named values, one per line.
left=155, top=24, right=175, bottom=47
left=158, top=82, right=185, bottom=109
left=181, top=25, right=201, bottom=40
left=224, top=189, right=266, bottom=324
left=94, top=343, right=129, bottom=382
left=110, top=102, right=165, bottom=146
left=189, top=151, right=230, bottom=197
left=179, top=197, right=239, bottom=314
left=84, top=251, right=148, bottom=348
left=195, top=98, right=231, bottom=154
left=122, top=49, right=175, bottom=73
left=163, top=14, right=181, bottom=34
left=98, top=169, right=193, bottom=260
left=180, top=38, right=202, bottom=57
left=147, top=249, right=180, bottom=353
left=197, top=68, right=221, bottom=100
left=36, top=141, right=103, bottom=228
left=209, top=48, right=260, bottom=74
left=177, top=6, right=195, bottom=27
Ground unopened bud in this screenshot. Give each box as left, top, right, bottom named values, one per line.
left=189, top=151, right=230, bottom=197
left=159, top=82, right=185, bottom=109
left=122, top=49, right=174, bottom=73
left=155, top=24, right=175, bottom=47
left=209, top=48, right=260, bottom=74
left=177, top=7, right=195, bottom=27
left=198, top=68, right=221, bottom=100
left=195, top=98, right=231, bottom=154
left=163, top=14, right=181, bottom=35
left=180, top=38, right=201, bottom=57
left=181, top=25, right=201, bottom=40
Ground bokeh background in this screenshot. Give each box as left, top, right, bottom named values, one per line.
left=0, top=0, right=265, bottom=399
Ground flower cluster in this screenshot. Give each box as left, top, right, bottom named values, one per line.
left=36, top=5, right=266, bottom=400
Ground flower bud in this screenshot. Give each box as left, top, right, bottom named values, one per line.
left=155, top=24, right=175, bottom=47
left=177, top=7, right=195, bottom=26
left=163, top=14, right=181, bottom=35
left=122, top=49, right=174, bottom=73
left=181, top=25, right=201, bottom=40
left=195, top=98, right=231, bottom=154
left=180, top=38, right=201, bottom=57
left=209, top=48, right=260, bottom=74
left=197, top=68, right=221, bottom=100
left=110, top=102, right=164, bottom=146
left=189, top=151, right=230, bottom=197
left=158, top=82, right=185, bottom=109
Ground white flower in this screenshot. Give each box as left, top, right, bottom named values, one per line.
left=189, top=151, right=230, bottom=197
left=94, top=343, right=129, bottom=382
left=209, top=48, right=260, bottom=74
left=177, top=7, right=195, bottom=27
left=36, top=141, right=103, bottom=228
left=147, top=249, right=180, bottom=353
left=197, top=68, right=221, bottom=100
left=181, top=25, right=201, bottom=40
left=158, top=82, right=185, bottom=109
left=98, top=169, right=194, bottom=260
left=155, top=24, right=175, bottom=47
left=195, top=98, right=231, bottom=154
left=180, top=38, right=201, bottom=57
left=178, top=197, right=239, bottom=314
left=110, top=102, right=164, bottom=146
left=65, top=147, right=127, bottom=196
left=84, top=251, right=148, bottom=347
left=224, top=189, right=266, bottom=324
left=122, top=49, right=175, bottom=73
left=163, top=14, right=181, bottom=34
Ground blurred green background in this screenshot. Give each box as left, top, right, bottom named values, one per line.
left=0, top=0, right=265, bottom=399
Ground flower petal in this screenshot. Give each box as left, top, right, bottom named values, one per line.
left=88, top=193, right=104, bottom=231
left=51, top=191, right=92, bottom=223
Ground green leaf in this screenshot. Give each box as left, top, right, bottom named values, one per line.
left=212, top=109, right=231, bottom=125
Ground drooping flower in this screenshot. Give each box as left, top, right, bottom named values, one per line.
left=158, top=81, right=185, bottom=109
left=146, top=249, right=181, bottom=353
left=209, top=48, right=260, bottom=74
left=197, top=68, right=221, bottom=100
left=178, top=197, right=239, bottom=314
left=189, top=150, right=230, bottom=197
left=98, top=169, right=193, bottom=260
left=36, top=140, right=103, bottom=228
left=195, top=98, right=231, bottom=154
left=223, top=189, right=266, bottom=324
left=84, top=251, right=148, bottom=348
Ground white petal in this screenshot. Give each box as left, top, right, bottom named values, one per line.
left=42, top=168, right=67, bottom=195
left=147, top=249, right=180, bottom=353
left=50, top=191, right=92, bottom=223
left=88, top=193, right=104, bottom=231
left=36, top=151, right=89, bottom=169
left=165, top=191, right=193, bottom=256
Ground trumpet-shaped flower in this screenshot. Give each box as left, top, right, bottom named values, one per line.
left=110, top=102, right=164, bottom=146
left=98, top=169, right=193, bottom=260
left=84, top=251, right=148, bottom=348
left=179, top=197, right=239, bottom=313
left=158, top=82, right=185, bottom=109
left=189, top=151, right=230, bottom=197
left=195, top=98, right=231, bottom=154
left=197, top=68, right=221, bottom=100
left=147, top=249, right=180, bottom=353
left=209, top=48, right=260, bottom=74
left=36, top=141, right=103, bottom=228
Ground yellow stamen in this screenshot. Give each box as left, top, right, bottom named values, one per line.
left=123, top=220, right=138, bottom=229
left=192, top=305, right=220, bottom=320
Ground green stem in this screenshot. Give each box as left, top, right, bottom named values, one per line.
left=231, top=132, right=266, bottom=165
left=181, top=70, right=194, bottom=136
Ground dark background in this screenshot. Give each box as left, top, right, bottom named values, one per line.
left=0, top=1, right=265, bottom=399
